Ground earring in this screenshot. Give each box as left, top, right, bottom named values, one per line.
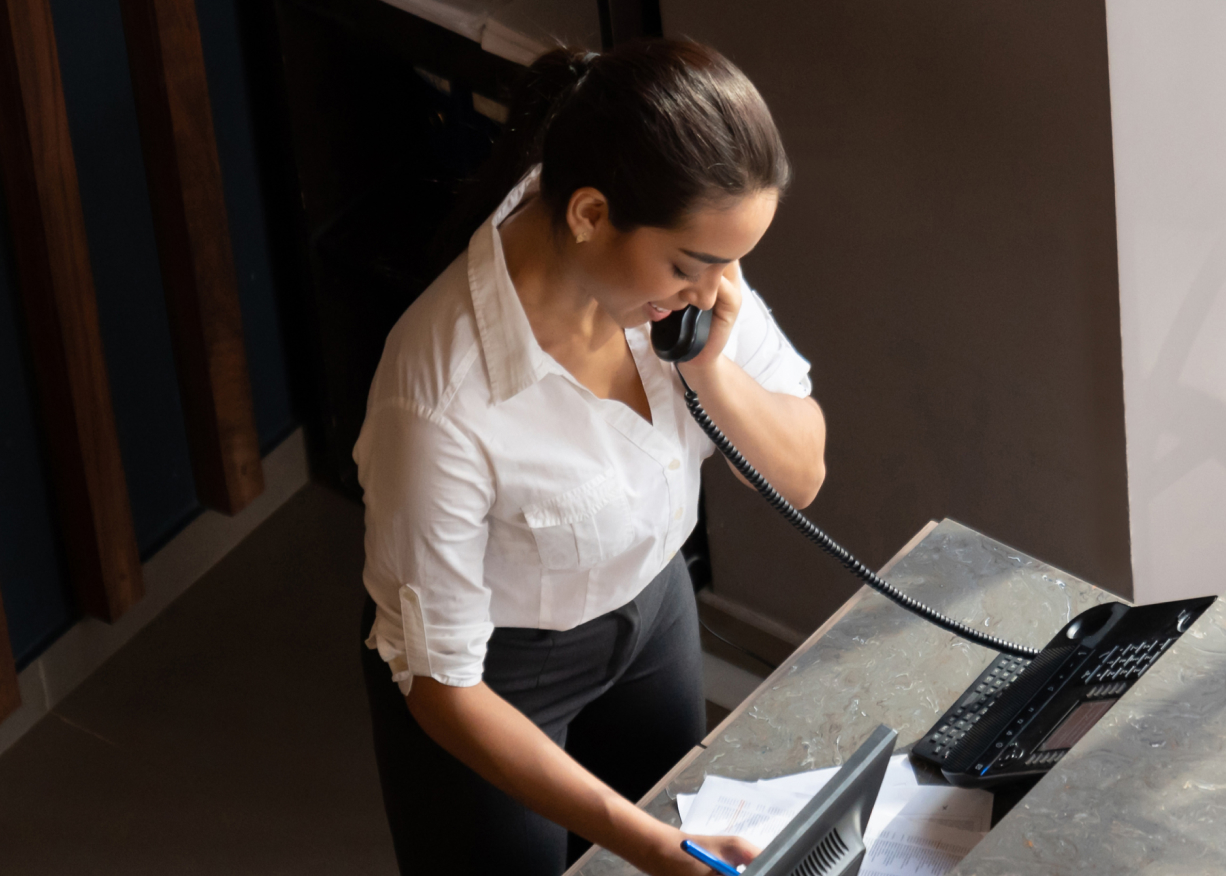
left=575, top=231, right=589, bottom=244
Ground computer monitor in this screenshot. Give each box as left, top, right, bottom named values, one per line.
left=743, top=724, right=897, bottom=876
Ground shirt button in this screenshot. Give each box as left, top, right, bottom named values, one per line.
left=674, top=508, right=683, bottom=520
left=668, top=459, right=681, bottom=470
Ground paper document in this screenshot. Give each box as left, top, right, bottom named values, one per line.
left=676, top=753, right=916, bottom=822
left=860, top=818, right=986, bottom=876
left=677, top=754, right=989, bottom=875
left=894, top=786, right=992, bottom=833
left=678, top=775, right=812, bottom=849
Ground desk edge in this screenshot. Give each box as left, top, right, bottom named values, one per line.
left=699, top=519, right=942, bottom=747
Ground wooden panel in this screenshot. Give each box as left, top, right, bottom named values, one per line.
left=119, top=0, right=264, bottom=515
left=0, top=590, right=18, bottom=721
left=0, top=0, right=144, bottom=621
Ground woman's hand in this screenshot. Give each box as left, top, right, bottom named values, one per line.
left=409, top=678, right=760, bottom=876
left=650, top=831, right=760, bottom=875
left=686, top=833, right=761, bottom=873
left=682, top=261, right=744, bottom=373
left=671, top=259, right=826, bottom=508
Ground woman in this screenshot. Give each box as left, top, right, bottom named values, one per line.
left=357, top=40, right=827, bottom=876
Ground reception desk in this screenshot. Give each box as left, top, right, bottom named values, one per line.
left=567, top=519, right=1226, bottom=874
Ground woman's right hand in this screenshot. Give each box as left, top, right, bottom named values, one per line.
left=408, top=679, right=761, bottom=876
left=655, top=832, right=760, bottom=875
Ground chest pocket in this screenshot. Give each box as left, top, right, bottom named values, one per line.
left=523, top=472, right=633, bottom=571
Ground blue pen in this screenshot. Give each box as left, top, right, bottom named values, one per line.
left=680, top=839, right=741, bottom=876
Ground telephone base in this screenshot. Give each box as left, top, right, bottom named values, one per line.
left=912, top=596, right=1215, bottom=789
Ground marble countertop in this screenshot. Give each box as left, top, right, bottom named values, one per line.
left=569, top=518, right=1223, bottom=874
left=953, top=590, right=1226, bottom=874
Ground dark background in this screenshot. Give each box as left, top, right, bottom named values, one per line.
left=1, top=0, right=1132, bottom=672
left=666, top=0, right=1132, bottom=634
left=0, top=0, right=294, bottom=667
left=0, top=0, right=527, bottom=669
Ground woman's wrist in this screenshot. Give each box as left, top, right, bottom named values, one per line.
left=677, top=351, right=732, bottom=398
left=633, top=821, right=690, bottom=874
left=595, top=795, right=688, bottom=874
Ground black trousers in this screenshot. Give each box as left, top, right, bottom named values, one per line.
left=360, top=552, right=705, bottom=876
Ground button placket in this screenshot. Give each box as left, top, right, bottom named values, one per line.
left=548, top=328, right=694, bottom=570
left=626, top=329, right=691, bottom=559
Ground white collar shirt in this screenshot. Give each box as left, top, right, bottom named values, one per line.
left=357, top=167, right=812, bottom=694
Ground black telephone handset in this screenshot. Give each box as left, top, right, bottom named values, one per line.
left=650, top=305, right=713, bottom=363
left=654, top=299, right=1216, bottom=788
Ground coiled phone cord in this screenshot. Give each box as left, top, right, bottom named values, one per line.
left=676, top=368, right=1040, bottom=659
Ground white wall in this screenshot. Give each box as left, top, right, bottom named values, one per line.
left=1106, top=1, right=1226, bottom=603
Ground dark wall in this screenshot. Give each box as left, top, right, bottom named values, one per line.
left=664, top=0, right=1132, bottom=632
left=0, top=0, right=296, bottom=667
left=265, top=0, right=513, bottom=497
left=0, top=189, right=76, bottom=664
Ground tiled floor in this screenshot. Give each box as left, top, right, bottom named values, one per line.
left=0, top=482, right=764, bottom=874
left=0, top=484, right=396, bottom=875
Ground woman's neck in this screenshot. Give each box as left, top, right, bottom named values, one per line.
left=498, top=197, right=622, bottom=359
left=498, top=195, right=652, bottom=423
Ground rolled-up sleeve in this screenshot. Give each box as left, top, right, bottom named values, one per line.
left=354, top=399, right=495, bottom=695
left=728, top=272, right=813, bottom=399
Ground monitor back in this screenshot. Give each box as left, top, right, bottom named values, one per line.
left=743, top=724, right=897, bottom=876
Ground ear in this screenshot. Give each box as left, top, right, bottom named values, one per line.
left=566, top=187, right=609, bottom=243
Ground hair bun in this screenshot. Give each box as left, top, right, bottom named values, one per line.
left=570, top=50, right=601, bottom=98
left=430, top=39, right=788, bottom=275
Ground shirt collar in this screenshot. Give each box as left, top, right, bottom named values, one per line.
left=468, top=165, right=557, bottom=404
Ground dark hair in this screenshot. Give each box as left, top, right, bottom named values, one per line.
left=434, top=39, right=789, bottom=267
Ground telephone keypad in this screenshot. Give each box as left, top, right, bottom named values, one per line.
left=1079, top=636, right=1169, bottom=685
left=930, top=639, right=1158, bottom=765
left=923, top=640, right=1170, bottom=763
left=921, top=654, right=1032, bottom=760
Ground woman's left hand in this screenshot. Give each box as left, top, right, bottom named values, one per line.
left=670, top=258, right=827, bottom=509
left=681, top=261, right=743, bottom=373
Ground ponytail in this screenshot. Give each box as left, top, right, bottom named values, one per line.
left=431, top=40, right=789, bottom=275
left=430, top=48, right=596, bottom=275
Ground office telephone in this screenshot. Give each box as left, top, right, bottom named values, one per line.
left=910, top=595, right=1213, bottom=786
left=651, top=304, right=1216, bottom=787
